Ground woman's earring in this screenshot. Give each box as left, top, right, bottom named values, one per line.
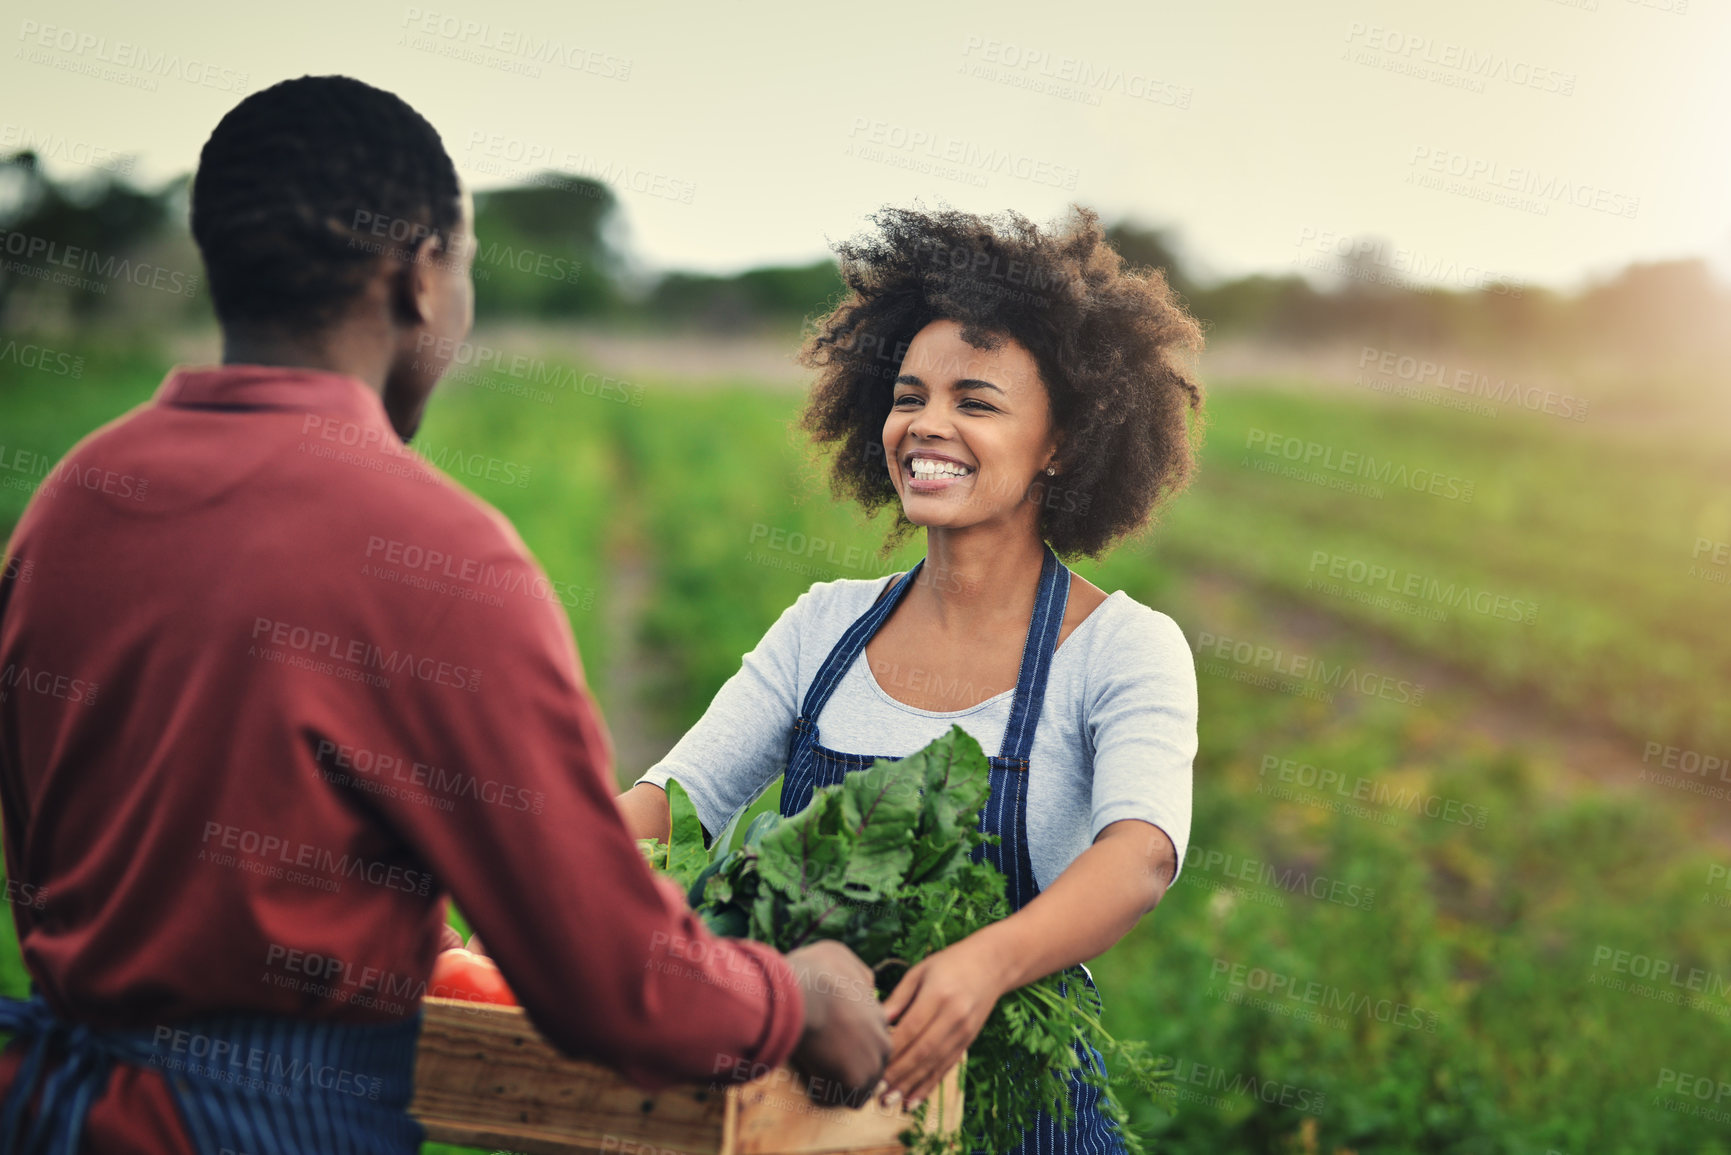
left=1045, top=466, right=1056, bottom=476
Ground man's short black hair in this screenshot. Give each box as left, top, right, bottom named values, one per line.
left=191, top=75, right=461, bottom=333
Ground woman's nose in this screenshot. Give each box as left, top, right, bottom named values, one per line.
left=907, top=405, right=951, bottom=439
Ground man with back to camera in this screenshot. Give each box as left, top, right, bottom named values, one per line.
left=0, top=75, right=889, bottom=1153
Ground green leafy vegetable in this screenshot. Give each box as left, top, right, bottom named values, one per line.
left=635, top=777, right=709, bottom=892
left=663, top=778, right=709, bottom=889
left=650, top=728, right=1173, bottom=1154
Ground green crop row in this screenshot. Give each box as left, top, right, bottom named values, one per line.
left=1157, top=382, right=1731, bottom=754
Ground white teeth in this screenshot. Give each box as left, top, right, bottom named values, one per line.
left=909, top=458, right=971, bottom=480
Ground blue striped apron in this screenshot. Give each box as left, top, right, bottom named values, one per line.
left=0, top=989, right=424, bottom=1154
left=780, top=545, right=1125, bottom=1155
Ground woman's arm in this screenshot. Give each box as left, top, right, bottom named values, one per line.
left=878, top=818, right=1176, bottom=1105
left=966, top=817, right=1175, bottom=987
left=617, top=781, right=671, bottom=843
left=615, top=584, right=829, bottom=845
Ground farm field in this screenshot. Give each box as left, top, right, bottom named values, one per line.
left=2, top=341, right=1728, bottom=1153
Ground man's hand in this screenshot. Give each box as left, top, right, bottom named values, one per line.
left=785, top=940, right=892, bottom=1107
left=879, top=935, right=1006, bottom=1108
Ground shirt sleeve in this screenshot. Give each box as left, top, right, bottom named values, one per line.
left=1084, top=601, right=1198, bottom=886
left=363, top=523, right=805, bottom=1090
left=635, top=584, right=819, bottom=843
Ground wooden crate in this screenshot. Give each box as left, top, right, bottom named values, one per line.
left=410, top=996, right=962, bottom=1155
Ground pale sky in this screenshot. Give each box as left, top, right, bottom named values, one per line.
left=4, top=0, right=1728, bottom=291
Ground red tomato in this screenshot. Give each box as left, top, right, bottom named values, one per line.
left=429, top=948, right=517, bottom=1006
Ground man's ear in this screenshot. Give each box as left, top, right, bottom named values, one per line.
left=390, top=233, right=445, bottom=327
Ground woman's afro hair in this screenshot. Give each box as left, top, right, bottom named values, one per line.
left=798, top=204, right=1206, bottom=559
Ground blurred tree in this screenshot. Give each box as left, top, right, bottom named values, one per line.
left=1103, top=220, right=1197, bottom=303
left=1576, top=259, right=1731, bottom=361
left=644, top=260, right=845, bottom=330
left=1189, top=273, right=1322, bottom=342
left=0, top=151, right=179, bottom=325
left=469, top=175, right=625, bottom=319
left=4, top=145, right=1726, bottom=373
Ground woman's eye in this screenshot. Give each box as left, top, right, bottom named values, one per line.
left=891, top=393, right=991, bottom=412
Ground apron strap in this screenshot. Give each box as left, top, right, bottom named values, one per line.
left=791, top=543, right=1069, bottom=764
left=997, top=545, right=1071, bottom=764
left=794, top=561, right=925, bottom=725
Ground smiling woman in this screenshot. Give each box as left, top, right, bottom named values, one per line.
left=617, top=204, right=1206, bottom=1155
left=801, top=204, right=1206, bottom=559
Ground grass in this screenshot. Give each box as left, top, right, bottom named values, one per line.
left=3, top=340, right=1728, bottom=1151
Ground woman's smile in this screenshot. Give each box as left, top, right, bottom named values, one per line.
left=902, top=450, right=977, bottom=493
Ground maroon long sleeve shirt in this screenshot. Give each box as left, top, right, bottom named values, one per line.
left=0, top=365, right=803, bottom=1149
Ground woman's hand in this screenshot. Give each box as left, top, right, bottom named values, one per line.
left=878, top=934, right=1010, bottom=1107
left=875, top=821, right=1174, bottom=1109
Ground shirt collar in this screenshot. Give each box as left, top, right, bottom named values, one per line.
left=156, top=364, right=396, bottom=437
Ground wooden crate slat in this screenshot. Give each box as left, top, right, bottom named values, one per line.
left=732, top=1061, right=962, bottom=1155
left=410, top=997, right=962, bottom=1155
left=411, top=997, right=731, bottom=1154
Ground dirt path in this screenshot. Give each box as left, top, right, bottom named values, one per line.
left=594, top=454, right=684, bottom=789
left=1183, top=566, right=1731, bottom=854
left=598, top=545, right=681, bottom=787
